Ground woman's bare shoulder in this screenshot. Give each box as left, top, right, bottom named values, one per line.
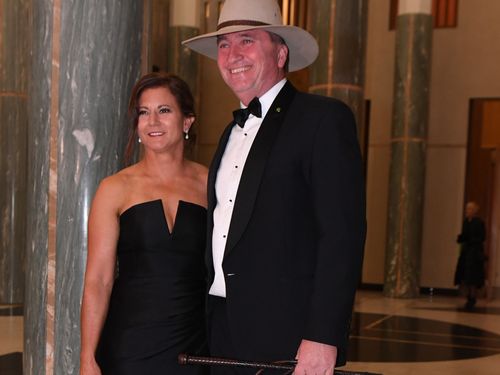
left=186, top=161, right=208, bottom=182
left=93, top=166, right=139, bottom=209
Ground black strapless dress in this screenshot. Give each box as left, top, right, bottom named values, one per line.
left=96, top=199, right=208, bottom=374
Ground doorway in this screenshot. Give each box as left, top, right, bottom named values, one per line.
left=466, top=98, right=500, bottom=299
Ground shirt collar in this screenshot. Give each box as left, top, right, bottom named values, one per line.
left=240, top=78, right=287, bottom=120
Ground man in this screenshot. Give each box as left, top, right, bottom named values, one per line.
left=183, top=0, right=366, bottom=373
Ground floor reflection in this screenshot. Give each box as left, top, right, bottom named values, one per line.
left=348, top=312, right=500, bottom=362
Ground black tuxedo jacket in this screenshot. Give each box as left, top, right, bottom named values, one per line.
left=207, top=81, right=366, bottom=365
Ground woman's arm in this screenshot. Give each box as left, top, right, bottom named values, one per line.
left=80, top=178, right=121, bottom=374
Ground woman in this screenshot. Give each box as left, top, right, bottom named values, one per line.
left=80, top=73, right=208, bottom=374
left=454, top=201, right=486, bottom=310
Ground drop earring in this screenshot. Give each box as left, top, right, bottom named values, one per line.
left=184, top=130, right=189, bottom=140
left=138, top=137, right=142, bottom=143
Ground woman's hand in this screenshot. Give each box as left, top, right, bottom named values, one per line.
left=80, top=357, right=102, bottom=375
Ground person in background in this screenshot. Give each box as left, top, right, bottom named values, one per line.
left=454, top=201, right=486, bottom=310
left=183, top=0, right=366, bottom=373
left=80, top=72, right=208, bottom=374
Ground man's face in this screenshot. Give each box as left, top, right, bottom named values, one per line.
left=465, top=202, right=478, bottom=218
left=217, top=29, right=288, bottom=105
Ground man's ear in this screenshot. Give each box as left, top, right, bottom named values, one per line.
left=277, top=45, right=289, bottom=69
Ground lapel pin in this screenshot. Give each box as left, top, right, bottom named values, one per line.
left=276, top=107, right=282, bottom=113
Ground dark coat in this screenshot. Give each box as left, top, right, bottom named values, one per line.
left=454, top=216, right=486, bottom=287
left=206, top=82, right=366, bottom=366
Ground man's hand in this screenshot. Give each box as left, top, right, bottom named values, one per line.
left=294, top=339, right=337, bottom=375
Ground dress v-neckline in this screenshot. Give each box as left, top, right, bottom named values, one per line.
left=119, top=199, right=180, bottom=235
left=120, top=199, right=205, bottom=236
left=158, top=199, right=179, bottom=236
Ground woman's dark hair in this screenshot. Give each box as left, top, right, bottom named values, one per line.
left=124, top=72, right=196, bottom=165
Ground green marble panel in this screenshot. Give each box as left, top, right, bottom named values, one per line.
left=0, top=97, right=27, bottom=304
left=384, top=13, right=432, bottom=298
left=391, top=14, right=433, bottom=139
left=308, top=0, right=368, bottom=144
left=55, top=1, right=143, bottom=373
left=24, top=0, right=52, bottom=372
left=25, top=1, right=144, bottom=374
left=332, top=88, right=365, bottom=136
left=0, top=0, right=29, bottom=305
left=309, top=0, right=334, bottom=85
left=384, top=141, right=427, bottom=297
left=167, top=26, right=199, bottom=94
left=309, top=0, right=368, bottom=87
left=0, top=0, right=30, bottom=91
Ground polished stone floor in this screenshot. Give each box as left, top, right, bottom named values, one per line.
left=343, top=291, right=500, bottom=375
left=1, top=291, right=499, bottom=374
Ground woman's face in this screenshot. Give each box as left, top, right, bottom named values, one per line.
left=136, top=86, right=193, bottom=153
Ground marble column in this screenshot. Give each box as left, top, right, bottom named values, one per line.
left=308, top=0, right=368, bottom=143
left=25, top=1, right=144, bottom=374
left=167, top=0, right=201, bottom=158
left=167, top=0, right=200, bottom=92
left=383, top=0, right=433, bottom=298
left=0, top=0, right=30, bottom=305
left=148, top=0, right=170, bottom=72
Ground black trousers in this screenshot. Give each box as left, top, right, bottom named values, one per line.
left=208, top=296, right=286, bottom=375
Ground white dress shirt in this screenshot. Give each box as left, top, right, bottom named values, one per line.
left=209, top=79, right=287, bottom=297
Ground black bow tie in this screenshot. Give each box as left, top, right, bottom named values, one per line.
left=232, top=97, right=262, bottom=128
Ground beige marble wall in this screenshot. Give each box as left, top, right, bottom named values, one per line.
left=364, top=0, right=500, bottom=289
left=421, top=146, right=467, bottom=283
left=197, top=58, right=238, bottom=167
left=419, top=0, right=500, bottom=290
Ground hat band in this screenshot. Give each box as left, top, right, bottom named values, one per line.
left=217, top=20, right=271, bottom=31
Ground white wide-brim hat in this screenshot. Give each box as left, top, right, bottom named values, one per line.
left=182, top=0, right=319, bottom=72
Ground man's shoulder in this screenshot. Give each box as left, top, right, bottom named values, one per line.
left=293, top=90, right=354, bottom=116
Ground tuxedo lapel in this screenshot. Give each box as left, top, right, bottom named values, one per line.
left=224, top=82, right=297, bottom=257
left=208, top=123, right=233, bottom=214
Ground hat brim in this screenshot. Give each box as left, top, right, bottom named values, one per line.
left=182, top=25, right=318, bottom=72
